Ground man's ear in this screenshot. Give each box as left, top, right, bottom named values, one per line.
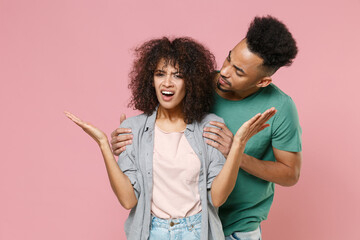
left=256, top=76, right=272, bottom=88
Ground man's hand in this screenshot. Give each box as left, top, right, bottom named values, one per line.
left=110, top=114, right=133, bottom=156
left=203, top=121, right=234, bottom=157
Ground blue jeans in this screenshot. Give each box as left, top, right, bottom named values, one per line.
left=225, top=227, right=262, bottom=240
left=149, top=212, right=202, bottom=240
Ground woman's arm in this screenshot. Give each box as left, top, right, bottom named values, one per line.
left=64, top=111, right=137, bottom=209
left=210, top=108, right=277, bottom=207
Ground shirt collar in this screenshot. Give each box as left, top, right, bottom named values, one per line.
left=143, top=106, right=195, bottom=133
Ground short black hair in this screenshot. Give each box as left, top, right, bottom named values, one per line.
left=246, top=15, right=298, bottom=74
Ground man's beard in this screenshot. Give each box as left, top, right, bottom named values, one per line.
left=216, top=80, right=231, bottom=93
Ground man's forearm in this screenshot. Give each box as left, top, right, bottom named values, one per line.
left=240, top=153, right=301, bottom=186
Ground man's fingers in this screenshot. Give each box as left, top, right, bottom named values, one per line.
left=203, top=132, right=222, bottom=143
left=205, top=139, right=221, bottom=149
left=203, top=126, right=223, bottom=136
left=110, top=134, right=133, bottom=145
left=208, top=121, right=233, bottom=137
left=111, top=127, right=132, bottom=138
left=120, top=113, right=127, bottom=124
left=113, top=146, right=126, bottom=156
left=203, top=127, right=233, bottom=149
left=112, top=140, right=133, bottom=149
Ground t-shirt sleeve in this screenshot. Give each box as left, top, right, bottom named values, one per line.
left=117, top=120, right=141, bottom=199
left=272, top=96, right=302, bottom=152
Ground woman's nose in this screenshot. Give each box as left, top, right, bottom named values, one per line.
left=163, top=75, right=174, bottom=87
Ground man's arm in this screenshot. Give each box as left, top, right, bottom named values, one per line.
left=211, top=108, right=276, bottom=207
left=241, top=149, right=302, bottom=186
left=204, top=122, right=302, bottom=186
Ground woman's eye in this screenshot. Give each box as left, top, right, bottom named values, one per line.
left=175, top=74, right=183, bottom=79
left=155, top=73, right=164, bottom=76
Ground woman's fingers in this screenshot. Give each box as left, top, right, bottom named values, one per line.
left=64, top=111, right=87, bottom=128
left=64, top=111, right=82, bottom=122
left=255, top=124, right=270, bottom=134
left=251, top=108, right=276, bottom=129
left=244, top=113, right=262, bottom=127
left=235, top=108, right=277, bottom=142
left=261, top=108, right=277, bottom=123
left=64, top=111, right=108, bottom=144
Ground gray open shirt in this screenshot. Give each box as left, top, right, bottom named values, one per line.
left=118, top=109, right=226, bottom=240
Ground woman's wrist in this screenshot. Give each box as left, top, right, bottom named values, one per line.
left=233, top=137, right=247, bottom=147
left=99, top=139, right=111, bottom=150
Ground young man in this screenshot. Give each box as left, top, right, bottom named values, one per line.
left=111, top=16, right=302, bottom=240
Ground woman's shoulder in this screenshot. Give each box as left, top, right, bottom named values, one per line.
left=120, top=113, right=148, bottom=130
left=199, top=113, right=224, bottom=126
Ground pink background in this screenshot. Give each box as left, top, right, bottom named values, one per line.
left=1, top=0, right=359, bottom=239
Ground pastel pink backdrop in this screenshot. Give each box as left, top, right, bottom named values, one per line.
left=1, top=0, right=359, bottom=239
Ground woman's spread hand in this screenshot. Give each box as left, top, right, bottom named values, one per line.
left=64, top=111, right=108, bottom=146
left=234, top=107, right=277, bottom=144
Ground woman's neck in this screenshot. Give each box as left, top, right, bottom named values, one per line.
left=156, top=106, right=186, bottom=132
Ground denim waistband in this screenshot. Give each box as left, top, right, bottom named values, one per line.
left=151, top=212, right=202, bottom=230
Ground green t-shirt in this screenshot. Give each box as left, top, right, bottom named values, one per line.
left=212, top=83, right=302, bottom=235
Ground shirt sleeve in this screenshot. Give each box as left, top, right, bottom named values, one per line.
left=203, top=117, right=226, bottom=190
left=117, top=120, right=141, bottom=199
left=206, top=145, right=225, bottom=207
left=272, top=96, right=302, bottom=152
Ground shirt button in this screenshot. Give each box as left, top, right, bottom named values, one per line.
left=199, top=151, right=202, bottom=155
left=170, top=222, right=175, bottom=227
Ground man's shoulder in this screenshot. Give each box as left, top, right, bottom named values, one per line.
left=261, top=83, right=296, bottom=108
left=264, top=83, right=291, bottom=99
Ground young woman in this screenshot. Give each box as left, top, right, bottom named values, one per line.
left=65, top=37, right=276, bottom=240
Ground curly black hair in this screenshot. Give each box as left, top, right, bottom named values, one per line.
left=128, top=37, right=216, bottom=124
left=246, top=15, right=298, bottom=74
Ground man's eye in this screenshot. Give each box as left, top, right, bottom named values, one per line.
left=227, top=51, right=231, bottom=61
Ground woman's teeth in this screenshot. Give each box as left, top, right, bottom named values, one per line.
left=161, top=91, right=174, bottom=96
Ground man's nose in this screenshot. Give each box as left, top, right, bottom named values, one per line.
left=220, top=61, right=231, bottom=77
